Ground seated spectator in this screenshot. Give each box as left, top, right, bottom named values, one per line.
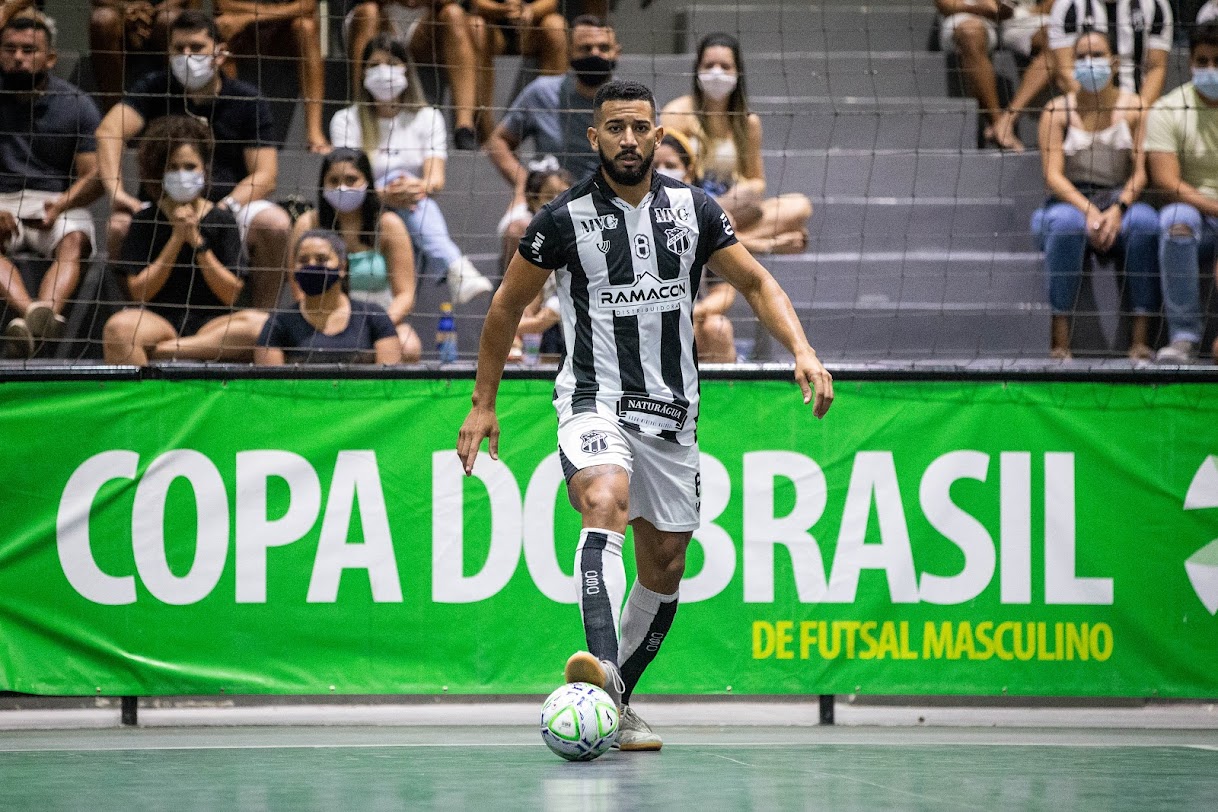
left=345, top=0, right=480, bottom=149
left=485, top=13, right=618, bottom=268
left=1048, top=0, right=1173, bottom=107
left=89, top=0, right=196, bottom=111
left=256, top=229, right=403, bottom=364
left=213, top=0, right=329, bottom=154
left=331, top=34, right=491, bottom=305
left=291, top=148, right=422, bottom=361
left=654, top=133, right=737, bottom=362
left=1031, top=32, right=1159, bottom=360
left=95, top=9, right=292, bottom=310
left=1146, top=22, right=1218, bottom=363
left=935, top=0, right=1055, bottom=151
left=0, top=13, right=102, bottom=358
left=508, top=157, right=569, bottom=362
left=659, top=33, right=812, bottom=255
left=102, top=115, right=247, bottom=365
left=469, top=0, right=567, bottom=137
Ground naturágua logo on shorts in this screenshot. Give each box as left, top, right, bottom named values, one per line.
left=595, top=271, right=688, bottom=317
left=1184, top=455, right=1218, bottom=615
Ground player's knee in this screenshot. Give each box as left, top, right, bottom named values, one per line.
left=787, top=193, right=813, bottom=220
left=292, top=16, right=317, bottom=38
left=577, top=482, right=629, bottom=524
left=953, top=22, right=987, bottom=54
left=251, top=206, right=292, bottom=238
left=90, top=7, right=122, bottom=39
left=103, top=310, right=138, bottom=343
left=436, top=2, right=465, bottom=25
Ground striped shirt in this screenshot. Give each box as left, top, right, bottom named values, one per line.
left=1048, top=0, right=1173, bottom=95
left=520, top=171, right=738, bottom=445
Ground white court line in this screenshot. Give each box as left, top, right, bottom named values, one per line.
left=1185, top=745, right=1218, bottom=751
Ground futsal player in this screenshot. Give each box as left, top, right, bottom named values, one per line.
left=456, top=80, right=833, bottom=751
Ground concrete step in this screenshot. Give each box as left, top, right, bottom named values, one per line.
left=807, top=197, right=1036, bottom=252
left=753, top=96, right=977, bottom=151
left=674, top=4, right=938, bottom=54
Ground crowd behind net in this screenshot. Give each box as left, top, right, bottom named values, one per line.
left=3, top=0, right=1217, bottom=369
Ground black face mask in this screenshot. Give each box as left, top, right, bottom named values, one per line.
left=0, top=69, right=45, bottom=93
left=570, top=55, right=615, bottom=87
left=295, top=263, right=343, bottom=296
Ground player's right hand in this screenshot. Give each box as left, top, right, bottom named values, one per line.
left=457, top=406, right=500, bottom=475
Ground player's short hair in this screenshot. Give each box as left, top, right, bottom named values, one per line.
left=170, top=10, right=220, bottom=44
left=137, top=114, right=214, bottom=198
left=1, top=13, right=55, bottom=47
left=1191, top=22, right=1218, bottom=54
left=570, top=14, right=611, bottom=33
left=593, top=80, right=656, bottom=121
left=295, top=229, right=348, bottom=270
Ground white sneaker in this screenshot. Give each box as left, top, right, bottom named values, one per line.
left=615, top=705, right=663, bottom=752
left=446, top=257, right=493, bottom=305
left=1155, top=339, right=1197, bottom=364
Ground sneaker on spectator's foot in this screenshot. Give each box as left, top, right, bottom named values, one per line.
left=563, top=651, right=623, bottom=707
left=24, top=301, right=64, bottom=341
left=453, top=126, right=478, bottom=151
left=615, top=705, right=663, bottom=751
left=1155, top=339, right=1198, bottom=364
left=446, top=257, right=493, bottom=305
left=3, top=318, right=34, bottom=358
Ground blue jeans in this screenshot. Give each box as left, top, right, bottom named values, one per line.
left=1031, top=201, right=1160, bottom=314
left=1157, top=202, right=1218, bottom=344
left=397, top=197, right=463, bottom=278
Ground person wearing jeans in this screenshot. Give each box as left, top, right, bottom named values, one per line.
left=1145, top=23, right=1218, bottom=364
left=1031, top=31, right=1159, bottom=360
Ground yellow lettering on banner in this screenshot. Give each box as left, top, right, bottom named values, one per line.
left=819, top=621, right=841, bottom=659
left=954, top=621, right=976, bottom=660
left=995, top=621, right=1015, bottom=660
left=1037, top=622, right=1058, bottom=660
left=1091, top=623, right=1113, bottom=661
left=899, top=621, right=919, bottom=659
left=975, top=621, right=995, bottom=659
left=799, top=621, right=818, bottom=659
left=775, top=620, right=794, bottom=659
left=753, top=621, right=774, bottom=659
left=1013, top=622, right=1035, bottom=661
left=876, top=621, right=901, bottom=660
left=858, top=621, right=879, bottom=660
left=841, top=620, right=861, bottom=659
left=1066, top=623, right=1089, bottom=660
left=924, top=621, right=953, bottom=659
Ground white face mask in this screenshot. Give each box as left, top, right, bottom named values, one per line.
left=323, top=185, right=368, bottom=213
left=656, top=166, right=686, bottom=182
left=162, top=169, right=206, bottom=203
left=364, top=64, right=409, bottom=103
left=170, top=53, right=216, bottom=92
left=697, top=67, right=738, bottom=102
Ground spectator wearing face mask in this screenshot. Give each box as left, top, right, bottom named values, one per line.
left=660, top=33, right=812, bottom=254
left=1047, top=0, right=1173, bottom=108
left=1031, top=31, right=1159, bottom=361
left=507, top=157, right=570, bottom=363
left=484, top=14, right=620, bottom=270
left=1145, top=22, right=1218, bottom=363
left=256, top=229, right=402, bottom=365
left=290, top=148, right=421, bottom=361
left=331, top=34, right=492, bottom=306
left=102, top=115, right=247, bottom=365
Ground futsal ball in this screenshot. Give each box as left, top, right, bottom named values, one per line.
left=540, top=682, right=619, bottom=761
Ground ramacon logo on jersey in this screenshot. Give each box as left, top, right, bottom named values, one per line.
left=665, top=226, right=693, bottom=256
left=616, top=395, right=688, bottom=432
left=653, top=206, right=691, bottom=224
left=578, top=214, right=619, bottom=234
left=595, top=271, right=689, bottom=317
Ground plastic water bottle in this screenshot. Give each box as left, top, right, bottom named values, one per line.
left=437, top=302, right=458, bottom=363
left=521, top=332, right=542, bottom=367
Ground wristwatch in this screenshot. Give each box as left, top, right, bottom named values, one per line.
left=195, top=235, right=212, bottom=256
left=222, top=196, right=242, bottom=214
left=1118, top=200, right=1130, bottom=214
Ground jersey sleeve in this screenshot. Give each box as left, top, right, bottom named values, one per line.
left=1048, top=0, right=1102, bottom=52
left=518, top=206, right=565, bottom=270
left=697, top=192, right=739, bottom=261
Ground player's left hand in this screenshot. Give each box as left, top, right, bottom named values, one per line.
left=457, top=405, right=500, bottom=475
left=794, top=347, right=833, bottom=419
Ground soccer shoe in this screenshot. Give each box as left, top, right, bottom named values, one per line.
left=615, top=705, right=663, bottom=752
left=24, top=301, right=65, bottom=341
left=1155, top=339, right=1197, bottom=364
left=563, top=651, right=624, bottom=707
left=446, top=257, right=493, bottom=305
left=3, top=318, right=34, bottom=358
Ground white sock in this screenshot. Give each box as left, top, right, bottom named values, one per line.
left=617, top=582, right=679, bottom=704
left=574, top=528, right=626, bottom=664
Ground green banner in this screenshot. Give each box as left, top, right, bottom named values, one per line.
left=1, top=378, right=1216, bottom=697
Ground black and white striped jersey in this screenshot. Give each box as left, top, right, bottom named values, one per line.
left=1048, top=0, right=1173, bottom=95
left=519, top=171, right=738, bottom=445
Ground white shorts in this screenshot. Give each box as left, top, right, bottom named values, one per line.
left=939, top=8, right=1048, bottom=58
left=230, top=198, right=278, bottom=247
left=497, top=201, right=532, bottom=239
left=0, top=190, right=95, bottom=258
left=557, top=412, right=701, bottom=533
left=343, top=2, right=426, bottom=50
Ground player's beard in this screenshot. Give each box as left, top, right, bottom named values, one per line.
left=599, top=143, right=654, bottom=186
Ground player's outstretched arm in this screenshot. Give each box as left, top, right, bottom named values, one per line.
left=708, top=242, right=834, bottom=418
left=456, top=251, right=553, bottom=475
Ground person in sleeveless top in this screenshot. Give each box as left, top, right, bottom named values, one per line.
left=1031, top=31, right=1159, bottom=360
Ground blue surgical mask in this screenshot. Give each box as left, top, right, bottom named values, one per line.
left=1074, top=58, right=1112, bottom=94
left=162, top=169, right=205, bottom=203
left=1194, top=67, right=1218, bottom=100
left=323, top=185, right=368, bottom=214
left=295, top=263, right=343, bottom=296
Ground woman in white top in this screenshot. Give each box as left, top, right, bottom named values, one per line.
left=330, top=34, right=492, bottom=305
left=659, top=32, right=812, bottom=255
left=1032, top=31, right=1160, bottom=359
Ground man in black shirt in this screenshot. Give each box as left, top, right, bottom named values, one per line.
left=0, top=14, right=103, bottom=357
left=95, top=9, right=291, bottom=309
left=459, top=81, right=833, bottom=751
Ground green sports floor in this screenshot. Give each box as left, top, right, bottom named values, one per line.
left=2, top=713, right=1217, bottom=811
